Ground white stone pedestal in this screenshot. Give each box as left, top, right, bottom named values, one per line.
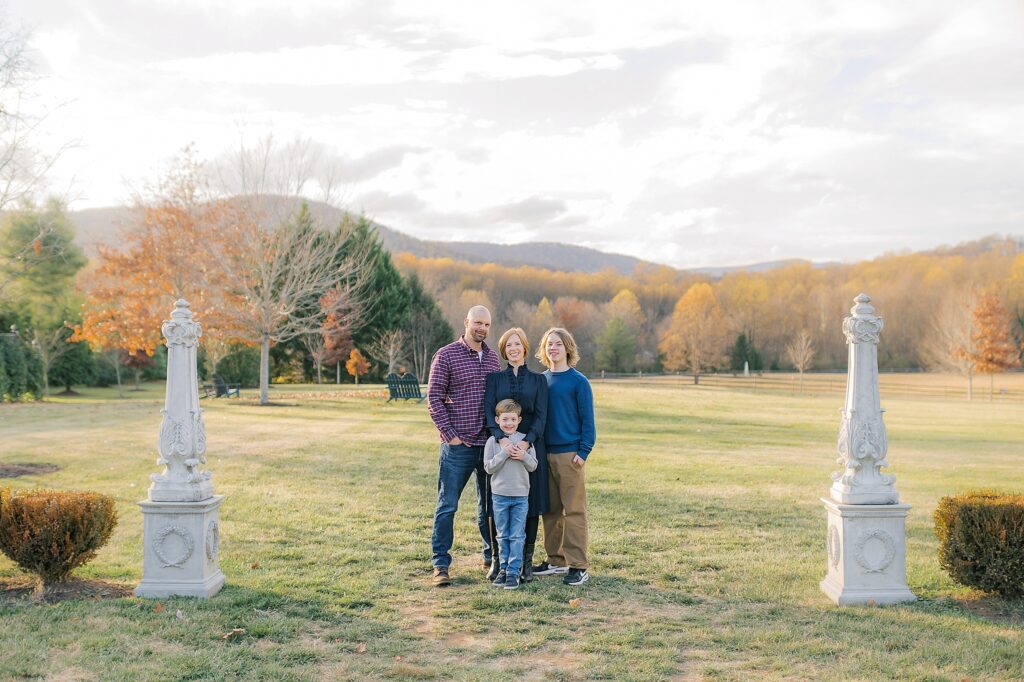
left=820, top=498, right=915, bottom=606
left=135, top=495, right=225, bottom=598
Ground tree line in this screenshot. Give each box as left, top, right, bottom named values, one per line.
left=0, top=146, right=453, bottom=404
left=394, top=238, right=1024, bottom=396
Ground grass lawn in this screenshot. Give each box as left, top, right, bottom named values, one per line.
left=1, top=377, right=1023, bottom=681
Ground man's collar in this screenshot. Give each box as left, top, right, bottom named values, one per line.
left=458, top=335, right=490, bottom=353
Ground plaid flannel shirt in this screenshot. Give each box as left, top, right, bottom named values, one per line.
left=427, top=336, right=502, bottom=446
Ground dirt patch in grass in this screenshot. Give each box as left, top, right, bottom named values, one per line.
left=0, top=462, right=60, bottom=478
left=0, top=578, right=133, bottom=603
left=955, top=594, right=1024, bottom=626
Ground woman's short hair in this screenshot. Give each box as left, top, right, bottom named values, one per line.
left=498, top=327, right=530, bottom=361
left=536, top=327, right=580, bottom=368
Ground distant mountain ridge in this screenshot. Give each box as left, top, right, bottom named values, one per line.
left=65, top=197, right=821, bottom=276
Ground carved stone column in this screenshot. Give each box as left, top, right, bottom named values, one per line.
left=136, top=300, right=225, bottom=599
left=820, top=294, right=914, bottom=606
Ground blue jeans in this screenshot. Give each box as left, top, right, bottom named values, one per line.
left=431, top=442, right=491, bottom=569
left=493, top=494, right=528, bottom=577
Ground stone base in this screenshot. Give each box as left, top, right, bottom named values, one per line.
left=820, top=498, right=915, bottom=606
left=135, top=495, right=225, bottom=599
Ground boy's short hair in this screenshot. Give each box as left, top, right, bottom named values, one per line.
left=495, top=398, right=522, bottom=416
left=536, top=327, right=581, bottom=368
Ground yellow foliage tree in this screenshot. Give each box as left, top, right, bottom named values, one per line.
left=659, top=283, right=728, bottom=384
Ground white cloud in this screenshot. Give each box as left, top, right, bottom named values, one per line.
left=9, top=0, right=1024, bottom=268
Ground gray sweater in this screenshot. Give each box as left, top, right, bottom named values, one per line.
left=483, top=432, right=538, bottom=497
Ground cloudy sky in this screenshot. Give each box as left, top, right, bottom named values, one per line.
left=10, top=0, right=1024, bottom=268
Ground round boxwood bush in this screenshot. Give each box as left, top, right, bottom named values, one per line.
left=0, top=488, right=117, bottom=589
left=935, top=490, right=1024, bottom=598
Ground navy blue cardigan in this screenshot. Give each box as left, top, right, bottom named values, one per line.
left=484, top=365, right=548, bottom=447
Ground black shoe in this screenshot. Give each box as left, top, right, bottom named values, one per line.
left=523, top=544, right=535, bottom=582
left=504, top=574, right=521, bottom=590
left=492, top=570, right=507, bottom=587
left=563, top=568, right=589, bottom=586
left=486, top=547, right=501, bottom=581
left=533, top=561, right=568, bottom=576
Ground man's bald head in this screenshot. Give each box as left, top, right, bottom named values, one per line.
left=464, top=305, right=492, bottom=347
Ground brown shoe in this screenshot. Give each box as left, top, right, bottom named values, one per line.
left=432, top=567, right=451, bottom=587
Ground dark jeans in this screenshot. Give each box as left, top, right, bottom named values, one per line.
left=431, top=442, right=491, bottom=569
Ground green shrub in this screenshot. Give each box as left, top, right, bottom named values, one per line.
left=0, top=488, right=118, bottom=588
left=935, top=490, right=1024, bottom=598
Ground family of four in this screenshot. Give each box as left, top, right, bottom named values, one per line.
left=427, top=305, right=597, bottom=590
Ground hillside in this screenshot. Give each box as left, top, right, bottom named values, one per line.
left=65, top=198, right=781, bottom=276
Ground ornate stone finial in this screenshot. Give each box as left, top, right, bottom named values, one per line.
left=831, top=294, right=897, bottom=504
left=150, top=300, right=213, bottom=502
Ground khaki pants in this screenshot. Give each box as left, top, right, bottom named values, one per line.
left=543, top=451, right=589, bottom=570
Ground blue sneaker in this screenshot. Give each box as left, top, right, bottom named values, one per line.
left=491, top=570, right=507, bottom=587
left=504, top=573, right=521, bottom=590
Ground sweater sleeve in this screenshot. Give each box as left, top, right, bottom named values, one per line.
left=522, top=445, right=538, bottom=472
left=484, top=372, right=502, bottom=441
left=526, top=373, right=548, bottom=445
left=576, top=375, right=597, bottom=460
left=483, top=437, right=508, bottom=474
left=427, top=349, right=458, bottom=443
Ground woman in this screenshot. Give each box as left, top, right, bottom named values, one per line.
left=483, top=327, right=548, bottom=582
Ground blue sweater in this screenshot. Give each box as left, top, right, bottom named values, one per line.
left=543, top=368, right=597, bottom=460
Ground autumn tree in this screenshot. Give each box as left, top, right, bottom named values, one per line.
left=962, top=292, right=1021, bottom=400
left=367, top=328, right=407, bottom=376
left=346, top=348, right=370, bottom=385
left=920, top=291, right=977, bottom=400
left=659, top=283, right=728, bottom=384
left=220, top=203, right=366, bottom=404
left=76, top=148, right=240, bottom=367
left=786, top=329, right=816, bottom=389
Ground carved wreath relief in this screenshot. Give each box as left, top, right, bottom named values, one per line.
left=853, top=529, right=896, bottom=573
left=153, top=525, right=195, bottom=568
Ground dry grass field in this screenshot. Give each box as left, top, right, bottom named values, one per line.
left=1, top=375, right=1022, bottom=681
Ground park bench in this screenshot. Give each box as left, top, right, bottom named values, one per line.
left=386, top=372, right=425, bottom=402
left=213, top=375, right=241, bottom=398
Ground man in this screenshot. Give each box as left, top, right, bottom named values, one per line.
left=427, top=305, right=502, bottom=587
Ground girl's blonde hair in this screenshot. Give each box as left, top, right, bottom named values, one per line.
left=536, top=327, right=580, bottom=368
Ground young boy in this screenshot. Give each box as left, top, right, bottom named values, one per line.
left=484, top=399, right=538, bottom=590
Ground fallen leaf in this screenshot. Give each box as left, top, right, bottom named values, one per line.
left=175, top=610, right=185, bottom=621
left=356, top=643, right=367, bottom=653
left=221, top=628, right=246, bottom=640
left=569, top=598, right=582, bottom=608
left=250, top=562, right=261, bottom=570
left=866, top=599, right=878, bottom=607
left=395, top=656, right=404, bottom=661
left=154, top=602, right=165, bottom=614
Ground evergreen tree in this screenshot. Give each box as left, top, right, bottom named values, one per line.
left=596, top=317, right=636, bottom=373
left=49, top=339, right=96, bottom=393
left=404, top=272, right=454, bottom=381
left=339, top=214, right=412, bottom=380
left=341, top=215, right=412, bottom=349
left=729, top=333, right=764, bottom=372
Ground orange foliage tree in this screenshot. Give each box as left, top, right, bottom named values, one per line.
left=75, top=147, right=242, bottom=370
left=958, top=292, right=1022, bottom=400
left=345, top=348, right=370, bottom=385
